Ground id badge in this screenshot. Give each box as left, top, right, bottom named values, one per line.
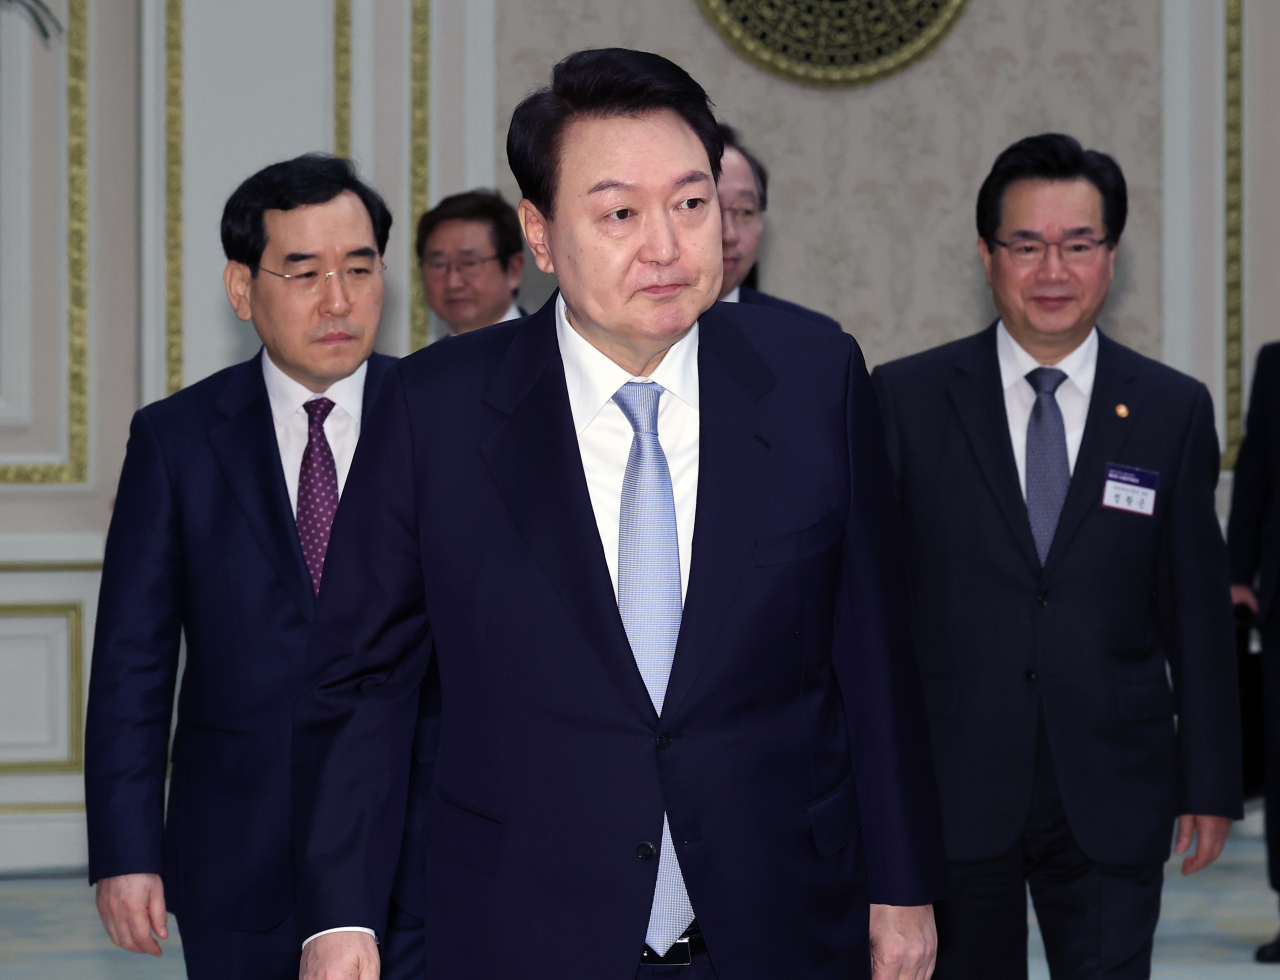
left=1102, top=463, right=1158, bottom=516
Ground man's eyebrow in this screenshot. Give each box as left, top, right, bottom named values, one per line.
left=283, top=252, right=319, bottom=264
left=674, top=170, right=713, bottom=189
left=346, top=246, right=378, bottom=259
left=1008, top=225, right=1099, bottom=240
left=587, top=178, right=635, bottom=195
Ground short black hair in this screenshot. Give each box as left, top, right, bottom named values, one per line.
left=414, top=189, right=524, bottom=271
left=221, top=153, right=393, bottom=274
left=507, top=48, right=723, bottom=220
left=716, top=123, right=768, bottom=212
left=976, top=133, right=1126, bottom=247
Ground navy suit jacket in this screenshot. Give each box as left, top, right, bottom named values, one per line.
left=737, top=284, right=842, bottom=333
left=872, top=326, right=1241, bottom=866
left=84, top=351, right=394, bottom=931
left=1228, top=342, right=1280, bottom=625
left=292, top=296, right=945, bottom=979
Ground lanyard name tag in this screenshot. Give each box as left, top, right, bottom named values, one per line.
left=1102, top=463, right=1158, bottom=516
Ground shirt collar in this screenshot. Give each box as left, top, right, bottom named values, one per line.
left=497, top=301, right=523, bottom=324
left=555, top=293, right=700, bottom=435
left=995, top=320, right=1098, bottom=395
left=261, top=347, right=368, bottom=427
left=722, top=286, right=741, bottom=304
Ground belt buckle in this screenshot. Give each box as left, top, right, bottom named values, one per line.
left=641, top=936, right=692, bottom=966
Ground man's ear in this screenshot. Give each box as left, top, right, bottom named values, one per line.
left=977, top=238, right=994, bottom=286
left=224, top=261, right=255, bottom=322
left=518, top=200, right=555, bottom=275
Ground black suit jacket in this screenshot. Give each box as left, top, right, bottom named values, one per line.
left=737, top=284, right=842, bottom=333
left=872, top=325, right=1241, bottom=866
left=292, top=297, right=945, bottom=979
left=1228, top=342, right=1280, bottom=625
left=84, top=351, right=394, bottom=931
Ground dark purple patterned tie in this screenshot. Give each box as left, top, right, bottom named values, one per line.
left=297, top=397, right=338, bottom=594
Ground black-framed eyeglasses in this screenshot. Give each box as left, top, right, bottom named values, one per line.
left=992, top=236, right=1109, bottom=267
left=259, top=260, right=386, bottom=294
left=422, top=254, right=502, bottom=279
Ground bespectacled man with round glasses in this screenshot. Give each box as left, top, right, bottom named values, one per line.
left=84, top=154, right=402, bottom=980
left=416, top=189, right=527, bottom=335
left=872, top=132, right=1241, bottom=979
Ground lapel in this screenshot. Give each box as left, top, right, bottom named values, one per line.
left=361, top=351, right=394, bottom=417
left=661, top=305, right=776, bottom=722
left=1043, top=331, right=1141, bottom=570
left=208, top=355, right=316, bottom=623
left=479, top=300, right=658, bottom=726
left=946, top=325, right=1042, bottom=575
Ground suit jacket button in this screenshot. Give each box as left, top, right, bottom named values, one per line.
left=1025, top=669, right=1037, bottom=682
left=656, top=731, right=677, bottom=750
left=637, top=842, right=656, bottom=860
left=1036, top=592, right=1049, bottom=606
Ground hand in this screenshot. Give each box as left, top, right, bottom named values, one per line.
left=870, top=903, right=936, bottom=980
left=95, top=872, right=168, bottom=956
left=300, top=931, right=380, bottom=980
left=1174, top=814, right=1232, bottom=875
left=1232, top=583, right=1259, bottom=615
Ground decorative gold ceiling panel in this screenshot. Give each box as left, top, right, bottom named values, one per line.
left=696, top=0, right=969, bottom=87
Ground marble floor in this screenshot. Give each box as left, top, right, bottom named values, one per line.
left=2, top=816, right=1280, bottom=979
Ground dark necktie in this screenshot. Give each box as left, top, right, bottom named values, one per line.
left=1025, top=367, right=1070, bottom=566
left=297, top=397, right=338, bottom=594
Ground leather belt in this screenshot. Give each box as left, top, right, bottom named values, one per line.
left=640, top=921, right=705, bottom=966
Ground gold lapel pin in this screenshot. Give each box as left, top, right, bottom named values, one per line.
left=1116, top=404, right=1129, bottom=418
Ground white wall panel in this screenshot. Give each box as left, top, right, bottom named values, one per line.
left=0, top=9, right=34, bottom=427
left=181, top=0, right=336, bottom=387
left=0, top=617, right=68, bottom=764
left=0, top=812, right=87, bottom=872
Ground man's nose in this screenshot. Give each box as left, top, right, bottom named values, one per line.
left=721, top=213, right=739, bottom=245
left=319, top=272, right=354, bottom=316
left=640, top=214, right=680, bottom=265
left=1037, top=245, right=1070, bottom=280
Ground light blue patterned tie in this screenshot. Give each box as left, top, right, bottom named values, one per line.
left=613, top=380, right=695, bottom=956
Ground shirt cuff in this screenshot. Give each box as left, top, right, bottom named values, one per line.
left=301, top=926, right=378, bottom=950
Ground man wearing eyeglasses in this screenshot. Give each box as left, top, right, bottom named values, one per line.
left=416, top=189, right=527, bottom=336
left=715, top=123, right=841, bottom=332
left=871, top=133, right=1241, bottom=978
left=84, top=154, right=399, bottom=980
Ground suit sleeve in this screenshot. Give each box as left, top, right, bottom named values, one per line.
left=1227, top=345, right=1276, bottom=585
left=84, top=409, right=184, bottom=883
left=832, top=336, right=946, bottom=905
left=1160, top=383, right=1243, bottom=819
left=293, top=364, right=433, bottom=940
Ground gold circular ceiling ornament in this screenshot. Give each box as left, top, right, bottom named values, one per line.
left=695, top=0, right=970, bottom=88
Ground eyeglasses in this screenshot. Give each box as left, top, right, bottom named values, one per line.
left=721, top=206, right=761, bottom=228
left=422, top=254, right=502, bottom=279
left=992, top=236, right=1109, bottom=267
left=259, top=260, right=386, bottom=294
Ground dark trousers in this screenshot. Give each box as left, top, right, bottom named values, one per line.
left=934, top=717, right=1164, bottom=980
left=176, top=907, right=299, bottom=980
left=381, top=900, right=426, bottom=980
left=1264, top=623, right=1280, bottom=892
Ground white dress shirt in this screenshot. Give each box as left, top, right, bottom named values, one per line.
left=261, top=349, right=366, bottom=514
left=302, top=302, right=701, bottom=950
left=995, top=321, right=1098, bottom=498
left=721, top=286, right=741, bottom=304
left=556, top=293, right=700, bottom=600
left=497, top=300, right=523, bottom=323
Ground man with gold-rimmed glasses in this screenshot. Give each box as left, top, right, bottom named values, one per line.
left=872, top=133, right=1241, bottom=979
left=85, top=154, right=402, bottom=980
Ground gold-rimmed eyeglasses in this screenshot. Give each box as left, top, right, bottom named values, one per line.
left=992, top=236, right=1109, bottom=268
left=721, top=205, right=761, bottom=228
left=422, top=254, right=502, bottom=280
left=258, top=259, right=386, bottom=294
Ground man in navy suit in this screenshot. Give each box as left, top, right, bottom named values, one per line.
left=714, top=123, right=841, bottom=333
left=84, top=154, right=396, bottom=980
left=872, top=134, right=1241, bottom=978
left=296, top=48, right=944, bottom=980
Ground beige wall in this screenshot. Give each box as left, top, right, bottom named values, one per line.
left=495, top=0, right=1163, bottom=368
left=1244, top=0, right=1280, bottom=396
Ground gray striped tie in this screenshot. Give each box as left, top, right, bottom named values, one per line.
left=1025, top=367, right=1070, bottom=565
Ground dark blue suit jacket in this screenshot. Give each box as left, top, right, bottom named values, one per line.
left=737, top=284, right=842, bottom=333
left=872, top=326, right=1241, bottom=866
left=84, top=351, right=394, bottom=931
left=1228, top=342, right=1280, bottom=625
left=293, top=297, right=944, bottom=979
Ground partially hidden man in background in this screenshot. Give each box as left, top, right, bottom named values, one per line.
left=714, top=122, right=841, bottom=332
left=417, top=189, right=528, bottom=336
left=872, top=134, right=1242, bottom=979
left=1227, top=344, right=1280, bottom=963
left=295, top=48, right=945, bottom=980
left=83, top=155, right=400, bottom=980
